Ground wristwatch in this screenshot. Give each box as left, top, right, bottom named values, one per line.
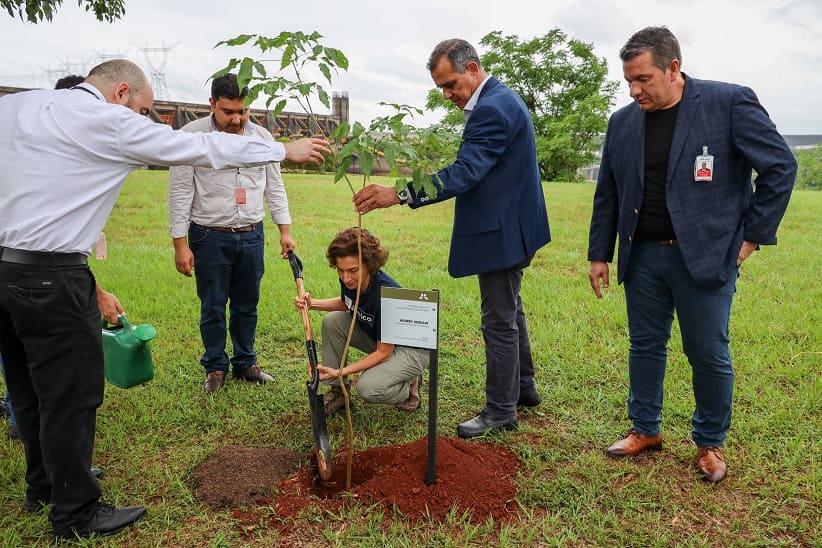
left=396, top=188, right=409, bottom=205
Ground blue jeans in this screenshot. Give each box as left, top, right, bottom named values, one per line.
left=623, top=240, right=737, bottom=447
left=188, top=222, right=265, bottom=375
left=1, top=353, right=16, bottom=428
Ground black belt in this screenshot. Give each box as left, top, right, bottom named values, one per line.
left=191, top=222, right=258, bottom=233
left=0, top=247, right=88, bottom=266
left=656, top=239, right=678, bottom=245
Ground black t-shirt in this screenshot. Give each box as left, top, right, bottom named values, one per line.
left=635, top=102, right=680, bottom=240
left=339, top=270, right=400, bottom=342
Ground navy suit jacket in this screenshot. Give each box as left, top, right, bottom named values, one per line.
left=588, top=75, right=796, bottom=289
left=407, top=77, right=551, bottom=278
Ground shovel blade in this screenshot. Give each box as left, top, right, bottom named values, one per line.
left=307, top=381, right=332, bottom=480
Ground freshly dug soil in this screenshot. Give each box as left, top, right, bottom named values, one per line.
left=195, top=437, right=522, bottom=525
left=192, top=446, right=302, bottom=509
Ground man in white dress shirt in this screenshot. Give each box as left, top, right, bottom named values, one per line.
left=168, top=74, right=291, bottom=394
left=0, top=59, right=329, bottom=540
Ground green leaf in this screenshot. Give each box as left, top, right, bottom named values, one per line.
left=339, top=139, right=359, bottom=158
left=282, top=44, right=295, bottom=70
left=211, top=58, right=240, bottom=80
left=237, top=58, right=254, bottom=91
left=334, top=156, right=353, bottom=182
left=244, top=85, right=261, bottom=107
left=332, top=121, right=350, bottom=141
left=424, top=173, right=441, bottom=197
left=383, top=142, right=399, bottom=167
left=318, top=88, right=330, bottom=109
left=319, top=63, right=332, bottom=84
left=326, top=48, right=349, bottom=70
left=272, top=99, right=288, bottom=117
left=214, top=34, right=255, bottom=48
left=359, top=150, right=375, bottom=177
left=253, top=61, right=266, bottom=78
left=271, top=31, right=291, bottom=48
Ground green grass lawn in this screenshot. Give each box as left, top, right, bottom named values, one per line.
left=1, top=171, right=819, bottom=546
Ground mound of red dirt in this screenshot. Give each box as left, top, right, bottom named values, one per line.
left=195, top=436, right=522, bottom=526
left=270, top=436, right=522, bottom=523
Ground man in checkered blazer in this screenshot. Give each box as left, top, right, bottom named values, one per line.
left=588, top=26, right=796, bottom=483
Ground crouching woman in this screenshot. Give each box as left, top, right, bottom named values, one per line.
left=294, top=227, right=428, bottom=415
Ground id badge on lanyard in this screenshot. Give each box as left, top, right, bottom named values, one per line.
left=235, top=187, right=247, bottom=205
left=694, top=146, right=714, bottom=182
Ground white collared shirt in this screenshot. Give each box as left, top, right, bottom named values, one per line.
left=167, top=116, right=291, bottom=238
left=463, top=74, right=492, bottom=121
left=0, top=84, right=286, bottom=253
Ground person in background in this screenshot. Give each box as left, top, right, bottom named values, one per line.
left=0, top=59, right=330, bottom=540
left=55, top=74, right=85, bottom=89
left=588, top=26, right=796, bottom=483
left=353, top=39, right=550, bottom=439
left=1, top=354, right=15, bottom=438
left=294, top=228, right=428, bottom=415
left=169, top=73, right=290, bottom=394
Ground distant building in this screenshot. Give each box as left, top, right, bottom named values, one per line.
left=783, top=135, right=822, bottom=150
left=0, top=85, right=349, bottom=138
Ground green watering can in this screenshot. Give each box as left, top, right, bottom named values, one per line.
left=101, top=314, right=157, bottom=389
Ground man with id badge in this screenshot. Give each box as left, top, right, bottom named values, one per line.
left=169, top=73, right=293, bottom=394
left=588, top=27, right=795, bottom=483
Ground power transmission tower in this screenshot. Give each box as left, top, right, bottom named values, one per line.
left=94, top=49, right=130, bottom=63
left=39, top=58, right=92, bottom=87
left=134, top=42, right=180, bottom=100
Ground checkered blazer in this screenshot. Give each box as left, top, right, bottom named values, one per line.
left=588, top=75, right=797, bottom=289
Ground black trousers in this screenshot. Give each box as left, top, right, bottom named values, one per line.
left=476, top=256, right=537, bottom=419
left=0, top=262, right=102, bottom=535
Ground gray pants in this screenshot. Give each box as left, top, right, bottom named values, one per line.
left=321, top=311, right=428, bottom=405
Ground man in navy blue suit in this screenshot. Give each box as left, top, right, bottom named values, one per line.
left=588, top=26, right=796, bottom=482
left=354, top=38, right=551, bottom=438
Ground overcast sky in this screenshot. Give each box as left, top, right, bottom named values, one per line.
left=1, top=0, right=820, bottom=133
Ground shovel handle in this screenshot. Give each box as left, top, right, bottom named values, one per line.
left=288, top=250, right=316, bottom=378
left=295, top=279, right=315, bottom=342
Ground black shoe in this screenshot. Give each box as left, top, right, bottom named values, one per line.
left=91, top=466, right=104, bottom=480
left=56, top=503, right=147, bottom=539
left=456, top=412, right=518, bottom=439
left=517, top=390, right=542, bottom=408
left=8, top=423, right=20, bottom=440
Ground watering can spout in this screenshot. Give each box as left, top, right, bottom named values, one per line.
left=117, top=314, right=157, bottom=342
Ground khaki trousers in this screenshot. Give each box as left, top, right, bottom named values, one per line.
left=321, top=311, right=428, bottom=404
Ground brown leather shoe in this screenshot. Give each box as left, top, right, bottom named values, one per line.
left=697, top=446, right=727, bottom=483
left=606, top=429, right=663, bottom=458
left=203, top=371, right=226, bottom=394
left=396, top=375, right=422, bottom=411
left=323, top=384, right=349, bottom=416
left=234, top=365, right=273, bottom=384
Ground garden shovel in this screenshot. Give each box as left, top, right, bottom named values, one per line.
left=288, top=250, right=333, bottom=480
